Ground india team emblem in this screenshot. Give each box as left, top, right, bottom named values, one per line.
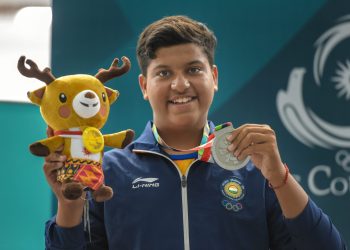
left=221, top=178, right=245, bottom=201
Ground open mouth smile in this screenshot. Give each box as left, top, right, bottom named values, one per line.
left=169, top=96, right=197, bottom=105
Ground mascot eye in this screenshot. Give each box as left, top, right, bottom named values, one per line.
left=59, top=93, right=67, bottom=103
left=102, top=92, right=106, bottom=102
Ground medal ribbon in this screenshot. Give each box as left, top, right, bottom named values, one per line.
left=152, top=122, right=232, bottom=162
left=54, top=130, right=83, bottom=136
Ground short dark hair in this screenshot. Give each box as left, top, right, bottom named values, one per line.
left=136, top=15, right=217, bottom=75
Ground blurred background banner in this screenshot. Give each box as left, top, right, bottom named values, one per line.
left=211, top=0, right=350, bottom=245
left=1, top=0, right=349, bottom=248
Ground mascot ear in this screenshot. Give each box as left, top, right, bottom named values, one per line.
left=27, top=86, right=46, bottom=105
left=105, top=87, right=119, bottom=104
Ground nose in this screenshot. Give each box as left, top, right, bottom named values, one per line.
left=84, top=91, right=96, bottom=99
left=171, top=75, right=190, bottom=92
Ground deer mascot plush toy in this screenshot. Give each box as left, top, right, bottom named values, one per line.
left=18, top=56, right=134, bottom=202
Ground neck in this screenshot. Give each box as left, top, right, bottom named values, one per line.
left=155, top=123, right=205, bottom=151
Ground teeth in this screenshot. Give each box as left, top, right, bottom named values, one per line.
left=171, top=97, right=193, bottom=104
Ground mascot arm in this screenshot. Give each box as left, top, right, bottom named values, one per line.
left=104, top=129, right=134, bottom=149
left=30, top=136, right=65, bottom=157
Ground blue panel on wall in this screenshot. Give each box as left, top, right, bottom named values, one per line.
left=0, top=102, right=50, bottom=249
left=52, top=0, right=134, bottom=75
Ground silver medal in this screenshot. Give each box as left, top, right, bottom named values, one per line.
left=211, top=125, right=250, bottom=170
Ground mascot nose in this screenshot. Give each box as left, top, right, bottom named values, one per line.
left=84, top=91, right=96, bottom=99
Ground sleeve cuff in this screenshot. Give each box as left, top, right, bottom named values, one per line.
left=45, top=216, right=85, bottom=249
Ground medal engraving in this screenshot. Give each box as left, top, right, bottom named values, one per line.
left=212, top=125, right=250, bottom=170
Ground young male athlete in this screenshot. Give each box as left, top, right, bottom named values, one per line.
left=44, top=15, right=346, bottom=249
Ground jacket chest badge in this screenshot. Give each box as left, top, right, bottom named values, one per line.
left=221, top=178, right=245, bottom=212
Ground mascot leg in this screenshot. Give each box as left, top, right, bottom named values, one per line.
left=92, top=185, right=113, bottom=202
left=62, top=180, right=84, bottom=200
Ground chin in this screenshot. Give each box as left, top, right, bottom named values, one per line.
left=170, top=115, right=205, bottom=129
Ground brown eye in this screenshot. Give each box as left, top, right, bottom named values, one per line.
left=188, top=67, right=201, bottom=74
left=59, top=93, right=67, bottom=103
left=102, top=92, right=106, bottom=102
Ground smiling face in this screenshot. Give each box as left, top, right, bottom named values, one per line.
left=139, top=43, right=218, bottom=132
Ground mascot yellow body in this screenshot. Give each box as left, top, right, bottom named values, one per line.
left=18, top=56, right=134, bottom=202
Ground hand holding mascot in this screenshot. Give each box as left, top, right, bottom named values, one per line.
left=18, top=56, right=134, bottom=202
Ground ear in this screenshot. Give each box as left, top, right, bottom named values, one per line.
left=212, top=65, right=219, bottom=92
left=27, top=86, right=46, bottom=105
left=105, top=87, right=119, bottom=104
left=138, top=74, right=148, bottom=100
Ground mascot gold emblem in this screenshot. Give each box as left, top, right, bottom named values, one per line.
left=83, top=127, right=104, bottom=153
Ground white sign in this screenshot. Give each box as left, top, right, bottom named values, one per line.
left=0, top=7, right=51, bottom=103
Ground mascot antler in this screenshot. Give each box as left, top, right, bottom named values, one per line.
left=95, top=56, right=131, bottom=83
left=17, top=56, right=56, bottom=85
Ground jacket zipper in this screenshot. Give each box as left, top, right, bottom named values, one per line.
left=181, top=173, right=190, bottom=250
left=133, top=149, right=197, bottom=250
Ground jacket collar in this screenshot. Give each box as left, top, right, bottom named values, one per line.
left=132, top=121, right=216, bottom=153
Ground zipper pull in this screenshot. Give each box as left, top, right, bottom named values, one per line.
left=181, top=175, right=187, bottom=188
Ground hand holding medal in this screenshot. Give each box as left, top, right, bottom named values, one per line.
left=211, top=124, right=250, bottom=170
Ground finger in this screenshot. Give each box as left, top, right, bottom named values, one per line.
left=43, top=161, right=64, bottom=174
left=229, top=124, right=268, bottom=140
left=235, top=142, right=274, bottom=159
left=237, top=123, right=274, bottom=129
left=45, top=152, right=66, bottom=163
left=55, top=145, right=64, bottom=153
left=227, top=125, right=275, bottom=150
left=234, top=124, right=274, bottom=139
left=44, top=168, right=58, bottom=185
left=236, top=142, right=273, bottom=161
left=230, top=133, right=274, bottom=156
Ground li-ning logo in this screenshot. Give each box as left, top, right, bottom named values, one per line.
left=276, top=15, right=350, bottom=197
left=132, top=177, right=160, bottom=189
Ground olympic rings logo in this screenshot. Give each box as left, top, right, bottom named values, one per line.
left=336, top=150, right=350, bottom=172
left=222, top=199, right=243, bottom=212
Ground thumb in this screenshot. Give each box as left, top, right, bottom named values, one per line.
left=46, top=126, right=54, bottom=137
left=55, top=145, right=64, bottom=154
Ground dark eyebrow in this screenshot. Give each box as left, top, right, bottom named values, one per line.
left=150, top=64, right=170, bottom=73
left=151, top=60, right=206, bottom=72
left=187, top=60, right=205, bottom=66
